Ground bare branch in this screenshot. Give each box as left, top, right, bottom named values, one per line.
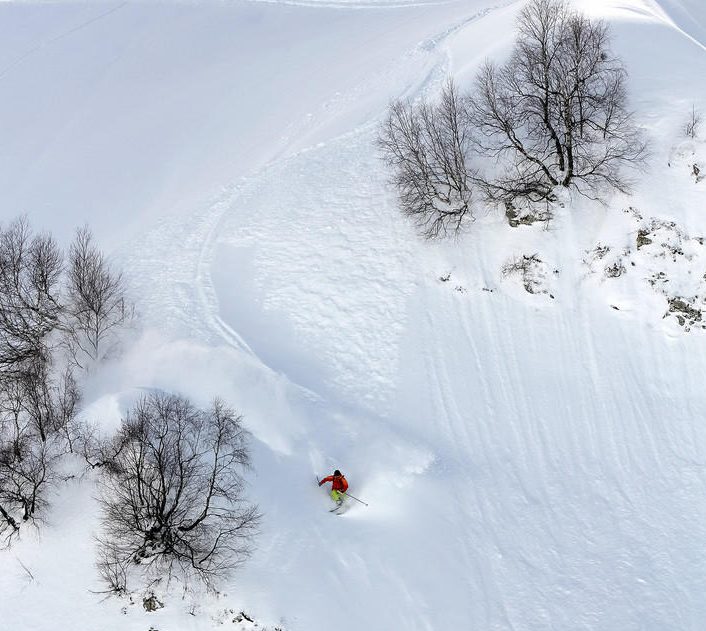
left=378, top=81, right=477, bottom=238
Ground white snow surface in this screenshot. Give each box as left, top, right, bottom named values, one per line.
left=2, top=0, right=706, bottom=630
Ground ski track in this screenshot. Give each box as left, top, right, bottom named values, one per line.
left=3, top=0, right=706, bottom=630
left=0, top=2, right=127, bottom=80
left=115, top=8, right=501, bottom=629
left=115, top=1, right=706, bottom=629
left=119, top=2, right=484, bottom=411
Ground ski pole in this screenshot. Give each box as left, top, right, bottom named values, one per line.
left=342, top=492, right=368, bottom=507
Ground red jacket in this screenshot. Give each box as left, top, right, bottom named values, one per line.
left=320, top=474, right=348, bottom=493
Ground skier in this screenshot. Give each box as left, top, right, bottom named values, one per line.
left=318, top=469, right=348, bottom=507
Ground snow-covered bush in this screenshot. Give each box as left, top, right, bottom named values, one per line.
left=96, top=393, right=260, bottom=592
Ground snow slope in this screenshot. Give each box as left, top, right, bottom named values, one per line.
left=3, top=0, right=706, bottom=630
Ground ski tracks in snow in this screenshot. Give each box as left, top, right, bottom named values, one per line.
left=117, top=3, right=706, bottom=629
left=0, top=3, right=127, bottom=81
left=115, top=9, right=507, bottom=628
left=119, top=1, right=495, bottom=411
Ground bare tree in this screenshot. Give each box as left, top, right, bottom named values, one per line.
left=0, top=218, right=63, bottom=374
left=0, top=361, right=78, bottom=542
left=96, top=540, right=129, bottom=594
left=471, top=0, right=646, bottom=204
left=0, top=409, right=62, bottom=544
left=64, top=226, right=131, bottom=369
left=0, top=218, right=70, bottom=544
left=378, top=81, right=476, bottom=238
left=0, top=436, right=56, bottom=525
left=96, top=393, right=260, bottom=590
left=685, top=105, right=702, bottom=139
left=379, top=0, right=646, bottom=234
left=12, top=360, right=79, bottom=444
left=0, top=217, right=126, bottom=545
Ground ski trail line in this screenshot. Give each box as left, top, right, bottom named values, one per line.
left=187, top=1, right=503, bottom=364
left=0, top=3, right=127, bottom=81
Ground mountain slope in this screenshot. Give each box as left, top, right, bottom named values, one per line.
left=2, top=1, right=706, bottom=630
